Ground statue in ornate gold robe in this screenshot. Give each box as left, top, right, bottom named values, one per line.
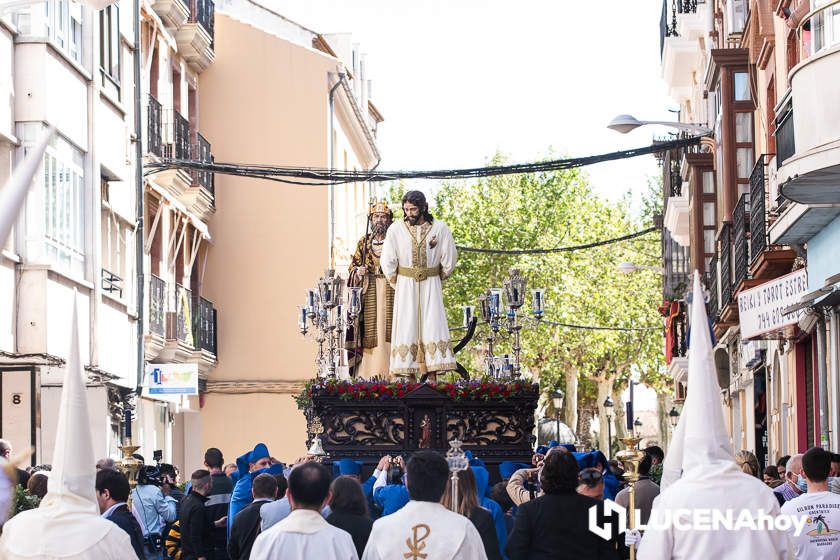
left=348, top=201, right=395, bottom=378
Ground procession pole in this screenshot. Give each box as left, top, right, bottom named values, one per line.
left=353, top=199, right=374, bottom=375
left=616, top=433, right=645, bottom=560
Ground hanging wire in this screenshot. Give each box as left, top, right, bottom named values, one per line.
left=456, top=226, right=658, bottom=255
left=144, top=135, right=702, bottom=184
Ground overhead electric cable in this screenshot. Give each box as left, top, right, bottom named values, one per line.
left=144, top=135, right=703, bottom=183
left=456, top=226, right=658, bottom=255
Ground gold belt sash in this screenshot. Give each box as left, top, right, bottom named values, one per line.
left=397, top=265, right=442, bottom=282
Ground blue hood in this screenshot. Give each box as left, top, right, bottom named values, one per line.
left=471, top=465, right=490, bottom=498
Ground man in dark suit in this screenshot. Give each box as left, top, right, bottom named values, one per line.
left=95, top=467, right=145, bottom=559
left=228, top=473, right=277, bottom=560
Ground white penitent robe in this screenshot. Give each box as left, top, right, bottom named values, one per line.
left=380, top=219, right=457, bottom=377
left=362, top=501, right=487, bottom=560
left=0, top=511, right=139, bottom=560
left=250, top=509, right=358, bottom=560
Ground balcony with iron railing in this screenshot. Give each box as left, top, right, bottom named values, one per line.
left=775, top=101, right=795, bottom=166
left=193, top=296, right=217, bottom=355
left=719, top=222, right=733, bottom=310
left=749, top=155, right=798, bottom=279
left=147, top=94, right=163, bottom=157
left=707, top=261, right=719, bottom=321
left=193, top=132, right=214, bottom=197
left=174, top=283, right=192, bottom=344
left=732, top=193, right=750, bottom=289
left=163, top=109, right=191, bottom=160
left=149, top=275, right=166, bottom=337
left=175, top=0, right=215, bottom=72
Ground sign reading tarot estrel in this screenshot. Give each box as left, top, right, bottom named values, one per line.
left=737, top=268, right=808, bottom=339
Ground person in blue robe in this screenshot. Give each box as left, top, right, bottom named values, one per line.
left=226, top=443, right=284, bottom=537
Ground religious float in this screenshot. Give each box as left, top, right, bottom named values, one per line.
left=295, top=197, right=547, bottom=482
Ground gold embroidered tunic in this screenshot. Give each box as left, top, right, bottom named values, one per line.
left=348, top=234, right=395, bottom=378
left=380, top=219, right=458, bottom=378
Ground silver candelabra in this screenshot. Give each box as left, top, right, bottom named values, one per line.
left=465, top=268, right=544, bottom=380
left=298, top=270, right=363, bottom=378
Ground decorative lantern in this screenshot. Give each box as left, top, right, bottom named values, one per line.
left=489, top=288, right=503, bottom=318
left=318, top=270, right=343, bottom=308
left=478, top=293, right=491, bottom=322
left=348, top=286, right=363, bottom=317
left=462, top=305, right=475, bottom=328
left=504, top=268, right=527, bottom=310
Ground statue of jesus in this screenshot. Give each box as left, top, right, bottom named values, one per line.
left=380, top=190, right=458, bottom=380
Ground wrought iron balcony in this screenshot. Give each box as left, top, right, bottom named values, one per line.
left=749, top=156, right=768, bottom=263
left=191, top=0, right=214, bottom=43
left=664, top=0, right=698, bottom=37
left=707, top=258, right=719, bottom=320
left=719, top=222, right=733, bottom=309
left=149, top=275, right=166, bottom=336
left=667, top=301, right=688, bottom=364
left=148, top=95, right=163, bottom=157
left=175, top=283, right=192, bottom=343
left=194, top=133, right=214, bottom=196
left=193, top=296, right=217, bottom=355
left=101, top=268, right=123, bottom=299
left=164, top=109, right=191, bottom=160
left=733, top=193, right=750, bottom=288
left=775, top=101, right=795, bottom=165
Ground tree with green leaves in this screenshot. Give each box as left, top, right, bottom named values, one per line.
left=432, top=156, right=667, bottom=450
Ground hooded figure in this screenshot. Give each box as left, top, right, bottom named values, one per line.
left=637, top=273, right=793, bottom=559
left=0, top=298, right=138, bottom=559
left=227, top=444, right=284, bottom=537
left=471, top=465, right=508, bottom=559
left=572, top=450, right=620, bottom=500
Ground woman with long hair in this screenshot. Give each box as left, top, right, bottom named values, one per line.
left=441, top=468, right=501, bottom=560
left=326, top=475, right=373, bottom=558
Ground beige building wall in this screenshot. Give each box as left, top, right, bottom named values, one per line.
left=198, top=14, right=341, bottom=462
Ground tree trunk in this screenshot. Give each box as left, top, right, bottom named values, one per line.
left=577, top=406, right=595, bottom=450
left=657, top=391, right=673, bottom=450
left=564, top=367, right=578, bottom=437
left=596, top=378, right=614, bottom=456
left=613, top=386, right=627, bottom=444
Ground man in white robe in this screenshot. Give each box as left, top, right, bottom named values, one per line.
left=380, top=190, right=458, bottom=380
left=250, top=461, right=357, bottom=560
left=0, top=298, right=138, bottom=559
left=634, top=273, right=792, bottom=559
left=362, top=450, right=487, bottom=560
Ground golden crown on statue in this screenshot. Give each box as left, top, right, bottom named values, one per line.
left=369, top=200, right=392, bottom=216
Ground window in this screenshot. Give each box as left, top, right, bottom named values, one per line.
left=99, top=4, right=121, bottom=98
left=41, top=133, right=86, bottom=276
left=45, top=0, right=83, bottom=64
left=733, top=73, right=750, bottom=101
left=737, top=148, right=754, bottom=179
left=101, top=178, right=133, bottom=301
left=704, top=230, right=716, bottom=254
left=703, top=202, right=716, bottom=226
left=703, top=171, right=715, bottom=194
left=810, top=0, right=840, bottom=54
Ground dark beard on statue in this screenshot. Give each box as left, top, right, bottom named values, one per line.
left=406, top=215, right=419, bottom=226
left=371, top=222, right=389, bottom=235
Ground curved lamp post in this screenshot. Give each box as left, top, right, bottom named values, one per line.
left=607, top=114, right=712, bottom=136
left=603, top=396, right=614, bottom=459
left=551, top=389, right=564, bottom=441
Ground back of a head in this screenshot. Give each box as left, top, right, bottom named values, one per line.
left=96, top=457, right=116, bottom=471
left=638, top=452, right=653, bottom=476
left=777, top=455, right=791, bottom=468
left=802, top=447, right=831, bottom=484
left=735, top=450, right=760, bottom=477
left=205, top=447, right=224, bottom=469
left=329, top=475, right=368, bottom=516
left=406, top=450, right=448, bottom=502
left=441, top=468, right=479, bottom=516
left=274, top=474, right=288, bottom=497
left=288, top=461, right=331, bottom=509
left=252, top=473, right=278, bottom=500
left=644, top=445, right=664, bottom=464
left=489, top=481, right=514, bottom=512
left=191, top=469, right=211, bottom=492
left=96, top=468, right=130, bottom=503
left=540, top=450, right=579, bottom=494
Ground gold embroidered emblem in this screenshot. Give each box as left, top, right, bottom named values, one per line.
left=398, top=345, right=410, bottom=361
left=403, top=524, right=430, bottom=559
left=426, top=341, right=437, bottom=357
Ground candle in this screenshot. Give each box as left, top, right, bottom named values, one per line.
left=490, top=290, right=501, bottom=317
left=349, top=287, right=362, bottom=315
left=532, top=289, right=544, bottom=316
left=307, top=289, right=317, bottom=310
left=124, top=408, right=132, bottom=440
left=462, top=305, right=474, bottom=328
left=298, top=306, right=307, bottom=329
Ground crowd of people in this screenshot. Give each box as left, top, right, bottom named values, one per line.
left=8, top=432, right=840, bottom=559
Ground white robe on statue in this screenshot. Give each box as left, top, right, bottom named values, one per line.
left=380, top=219, right=457, bottom=377
left=250, top=509, right=358, bottom=560
left=637, top=273, right=792, bottom=560
left=362, top=501, right=487, bottom=560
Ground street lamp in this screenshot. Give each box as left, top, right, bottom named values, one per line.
left=634, top=417, right=643, bottom=432
left=607, top=114, right=712, bottom=136
left=551, top=389, right=564, bottom=441
left=669, top=406, right=680, bottom=428
left=603, top=396, right=614, bottom=459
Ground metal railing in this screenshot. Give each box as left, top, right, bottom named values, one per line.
left=149, top=275, right=166, bottom=336
left=148, top=95, right=162, bottom=157
left=101, top=269, right=123, bottom=298
left=164, top=109, right=191, bottom=160
left=707, top=257, right=719, bottom=320
left=193, top=296, right=217, bottom=355
left=175, top=283, right=192, bottom=343
left=191, top=0, right=214, bottom=42
left=733, top=193, right=750, bottom=288
left=776, top=101, right=795, bottom=165
left=668, top=301, right=688, bottom=362
left=750, top=156, right=768, bottom=263
left=719, top=222, right=733, bottom=308
left=194, top=133, right=214, bottom=195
